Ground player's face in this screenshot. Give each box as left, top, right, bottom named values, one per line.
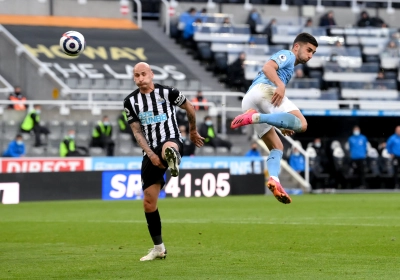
left=297, top=43, right=317, bottom=64
left=133, top=65, right=154, bottom=88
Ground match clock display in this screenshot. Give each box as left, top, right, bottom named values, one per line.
left=165, top=169, right=231, bottom=198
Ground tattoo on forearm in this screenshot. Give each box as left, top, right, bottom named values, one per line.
left=186, top=104, right=197, bottom=131
left=130, top=123, right=153, bottom=155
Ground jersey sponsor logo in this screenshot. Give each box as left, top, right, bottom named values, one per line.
left=124, top=107, right=130, bottom=116
left=1, top=159, right=85, bottom=173
left=139, top=111, right=167, bottom=125
left=174, top=92, right=186, bottom=106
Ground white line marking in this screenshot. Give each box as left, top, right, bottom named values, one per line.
left=0, top=218, right=398, bottom=227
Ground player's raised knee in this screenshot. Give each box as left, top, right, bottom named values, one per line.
left=300, top=120, right=308, bottom=132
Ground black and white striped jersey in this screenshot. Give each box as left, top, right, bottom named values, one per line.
left=123, top=83, right=187, bottom=150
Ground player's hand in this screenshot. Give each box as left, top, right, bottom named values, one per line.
left=190, top=130, right=205, bottom=148
left=272, top=86, right=285, bottom=107
left=148, top=153, right=166, bottom=169
left=280, top=128, right=295, bottom=136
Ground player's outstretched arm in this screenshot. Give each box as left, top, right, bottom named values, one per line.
left=180, top=101, right=204, bottom=148
left=262, top=60, right=285, bottom=107
left=130, top=122, right=165, bottom=168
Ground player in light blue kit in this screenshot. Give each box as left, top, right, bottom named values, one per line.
left=231, top=33, right=318, bottom=204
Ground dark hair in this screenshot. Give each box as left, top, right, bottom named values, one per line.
left=293, top=32, right=318, bottom=47
left=16, top=134, right=22, bottom=139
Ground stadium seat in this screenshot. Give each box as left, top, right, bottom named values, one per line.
left=175, top=80, right=187, bottom=90
left=116, top=145, right=130, bottom=156
left=48, top=138, right=61, bottom=149
left=308, top=147, right=331, bottom=190
left=120, top=79, right=134, bottom=90
left=187, top=80, right=201, bottom=91
left=65, top=77, right=79, bottom=88
left=213, top=52, right=228, bottom=74
left=93, top=93, right=108, bottom=101
left=366, top=148, right=380, bottom=185
left=70, top=93, right=87, bottom=101
left=48, top=120, right=63, bottom=140
left=89, top=147, right=106, bottom=157
left=309, top=70, right=322, bottom=79
left=332, top=147, right=357, bottom=188
left=131, top=147, right=144, bottom=156
left=76, top=120, right=92, bottom=142
left=230, top=146, right=243, bottom=156
left=118, top=133, right=132, bottom=142
left=47, top=147, right=59, bottom=157
left=26, top=146, right=46, bottom=157
left=201, top=146, right=215, bottom=156
left=104, top=79, right=118, bottom=90
left=64, top=120, right=76, bottom=132
left=197, top=42, right=213, bottom=61
left=379, top=149, right=394, bottom=188
left=21, top=133, right=31, bottom=141
left=92, top=79, right=107, bottom=89
left=117, top=137, right=133, bottom=149
left=216, top=147, right=229, bottom=156
left=77, top=78, right=92, bottom=89
left=4, top=120, right=20, bottom=136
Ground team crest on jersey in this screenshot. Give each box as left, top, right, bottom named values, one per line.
left=157, top=97, right=166, bottom=104
left=139, top=111, right=167, bottom=125
left=278, top=54, right=287, bottom=62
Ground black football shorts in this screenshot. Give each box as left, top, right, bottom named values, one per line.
left=141, top=138, right=183, bottom=190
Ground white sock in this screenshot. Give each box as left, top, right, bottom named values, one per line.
left=270, top=176, right=280, bottom=183
left=155, top=243, right=165, bottom=252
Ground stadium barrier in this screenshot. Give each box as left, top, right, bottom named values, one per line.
left=0, top=156, right=265, bottom=174
left=0, top=167, right=265, bottom=203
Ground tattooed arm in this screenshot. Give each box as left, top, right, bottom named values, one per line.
left=130, top=122, right=165, bottom=168
left=180, top=100, right=204, bottom=148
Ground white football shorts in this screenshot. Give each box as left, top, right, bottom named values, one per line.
left=242, top=83, right=300, bottom=138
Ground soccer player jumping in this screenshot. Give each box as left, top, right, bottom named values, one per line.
left=231, top=33, right=318, bottom=204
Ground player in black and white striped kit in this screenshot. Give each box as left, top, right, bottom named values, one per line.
left=123, top=62, right=204, bottom=261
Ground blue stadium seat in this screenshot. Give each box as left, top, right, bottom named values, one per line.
left=197, top=42, right=213, bottom=60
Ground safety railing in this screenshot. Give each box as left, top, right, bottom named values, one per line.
left=0, top=74, right=14, bottom=95
left=0, top=25, right=67, bottom=100
left=132, top=0, right=143, bottom=28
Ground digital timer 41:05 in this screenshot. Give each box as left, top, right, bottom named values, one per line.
left=164, top=169, right=231, bottom=198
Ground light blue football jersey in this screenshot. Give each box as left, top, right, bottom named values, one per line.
left=248, top=50, right=296, bottom=92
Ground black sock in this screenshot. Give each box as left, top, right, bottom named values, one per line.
left=145, top=209, right=163, bottom=245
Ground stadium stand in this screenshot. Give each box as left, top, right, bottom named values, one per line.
left=1, top=0, right=400, bottom=189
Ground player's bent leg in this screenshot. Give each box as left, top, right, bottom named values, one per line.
left=162, top=142, right=181, bottom=177
left=231, top=110, right=303, bottom=133
left=261, top=129, right=292, bottom=204
left=143, top=184, right=160, bottom=213
left=288, top=110, right=307, bottom=132
left=255, top=112, right=303, bottom=132
left=141, top=184, right=167, bottom=261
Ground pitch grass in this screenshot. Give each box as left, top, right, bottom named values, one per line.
left=1, top=194, right=400, bottom=280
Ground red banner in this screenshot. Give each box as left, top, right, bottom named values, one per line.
left=1, top=159, right=85, bottom=173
